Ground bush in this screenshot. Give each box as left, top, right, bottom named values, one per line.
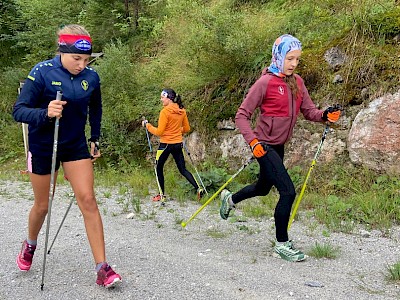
left=0, top=67, right=28, bottom=160
left=367, top=7, right=400, bottom=41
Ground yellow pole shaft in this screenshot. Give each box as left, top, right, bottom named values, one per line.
left=287, top=160, right=316, bottom=230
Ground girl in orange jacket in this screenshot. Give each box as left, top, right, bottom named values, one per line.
left=143, top=89, right=203, bottom=201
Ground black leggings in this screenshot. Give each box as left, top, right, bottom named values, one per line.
left=232, top=145, right=296, bottom=242
left=156, top=143, right=199, bottom=194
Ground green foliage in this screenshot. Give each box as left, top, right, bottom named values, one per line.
left=94, top=41, right=153, bottom=168
left=0, top=67, right=26, bottom=160
left=288, top=166, right=304, bottom=189
left=386, top=262, right=400, bottom=281
left=1, top=0, right=400, bottom=234
left=308, top=242, right=340, bottom=259
left=349, top=1, right=398, bottom=39
left=197, top=166, right=229, bottom=193
left=78, top=0, right=131, bottom=49
left=367, top=7, right=400, bottom=41
left=241, top=197, right=274, bottom=219
left=14, top=0, right=84, bottom=65
left=300, top=162, right=400, bottom=232
left=0, top=0, right=25, bottom=68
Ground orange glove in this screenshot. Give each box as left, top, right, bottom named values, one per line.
left=250, top=138, right=267, bottom=158
left=322, top=105, right=342, bottom=123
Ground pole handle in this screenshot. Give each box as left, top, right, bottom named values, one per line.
left=56, top=90, right=63, bottom=101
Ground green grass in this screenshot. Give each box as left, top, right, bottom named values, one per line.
left=386, top=262, right=400, bottom=281
left=308, top=242, right=341, bottom=259
left=3, top=142, right=400, bottom=234
left=2, top=151, right=400, bottom=233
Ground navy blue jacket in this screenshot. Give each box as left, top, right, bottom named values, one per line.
left=13, top=55, right=102, bottom=157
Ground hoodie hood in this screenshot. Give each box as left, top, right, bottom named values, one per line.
left=165, top=102, right=185, bottom=115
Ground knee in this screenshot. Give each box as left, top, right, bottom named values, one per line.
left=275, top=193, right=296, bottom=218
left=281, top=186, right=296, bottom=203
left=32, top=202, right=48, bottom=216
left=254, top=184, right=271, bottom=196
left=77, top=194, right=98, bottom=213
left=258, top=187, right=270, bottom=196
left=287, top=190, right=296, bottom=203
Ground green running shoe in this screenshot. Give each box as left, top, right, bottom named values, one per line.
left=274, top=240, right=306, bottom=262
left=220, top=189, right=234, bottom=220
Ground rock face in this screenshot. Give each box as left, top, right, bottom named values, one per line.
left=184, top=131, right=206, bottom=161
left=285, top=125, right=346, bottom=168
left=186, top=89, right=400, bottom=174
left=348, top=90, right=400, bottom=173
left=324, top=47, right=347, bottom=70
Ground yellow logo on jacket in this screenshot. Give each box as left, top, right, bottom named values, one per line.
left=81, top=80, right=89, bottom=91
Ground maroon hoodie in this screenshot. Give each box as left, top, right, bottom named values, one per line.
left=235, top=72, right=324, bottom=145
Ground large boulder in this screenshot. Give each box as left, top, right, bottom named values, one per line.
left=206, top=120, right=346, bottom=169
left=285, top=124, right=346, bottom=168
left=348, top=90, right=400, bottom=173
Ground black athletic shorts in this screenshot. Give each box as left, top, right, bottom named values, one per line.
left=28, top=145, right=91, bottom=175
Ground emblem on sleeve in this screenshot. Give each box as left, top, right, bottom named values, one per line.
left=81, top=80, right=89, bottom=91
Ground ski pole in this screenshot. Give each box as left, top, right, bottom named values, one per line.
left=41, top=90, right=62, bottom=290
left=182, top=141, right=208, bottom=194
left=288, top=124, right=330, bottom=230
left=48, top=142, right=99, bottom=254
left=18, top=82, right=29, bottom=174
left=143, top=117, right=165, bottom=201
left=181, top=157, right=254, bottom=228
left=47, top=197, right=73, bottom=254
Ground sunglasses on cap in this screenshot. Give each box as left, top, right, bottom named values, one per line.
left=161, top=91, right=169, bottom=98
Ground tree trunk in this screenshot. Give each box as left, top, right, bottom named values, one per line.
left=132, top=0, right=139, bottom=29
left=124, top=0, right=130, bottom=18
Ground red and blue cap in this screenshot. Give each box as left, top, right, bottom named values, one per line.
left=58, top=34, right=92, bottom=55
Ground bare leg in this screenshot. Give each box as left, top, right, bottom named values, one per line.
left=28, top=172, right=57, bottom=241
left=62, top=159, right=105, bottom=264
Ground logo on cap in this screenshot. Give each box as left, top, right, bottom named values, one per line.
left=74, top=39, right=92, bottom=51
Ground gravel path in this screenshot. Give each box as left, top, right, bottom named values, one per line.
left=1, top=179, right=400, bottom=300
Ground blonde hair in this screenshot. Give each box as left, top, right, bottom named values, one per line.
left=57, top=24, right=90, bottom=37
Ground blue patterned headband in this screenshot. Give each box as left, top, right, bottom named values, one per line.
left=268, top=34, right=302, bottom=77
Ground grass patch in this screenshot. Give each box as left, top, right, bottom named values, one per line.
left=386, top=262, right=400, bottom=281
left=308, top=242, right=340, bottom=259
left=1, top=143, right=400, bottom=234
left=240, top=195, right=275, bottom=220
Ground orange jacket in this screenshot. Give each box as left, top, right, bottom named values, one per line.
left=146, top=103, right=190, bottom=143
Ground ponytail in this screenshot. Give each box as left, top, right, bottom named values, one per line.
left=174, top=94, right=184, bottom=109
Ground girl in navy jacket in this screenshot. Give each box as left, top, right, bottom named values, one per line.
left=13, top=24, right=121, bottom=288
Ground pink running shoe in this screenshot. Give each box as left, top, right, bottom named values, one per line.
left=96, top=263, right=122, bottom=288
left=16, top=240, right=36, bottom=271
